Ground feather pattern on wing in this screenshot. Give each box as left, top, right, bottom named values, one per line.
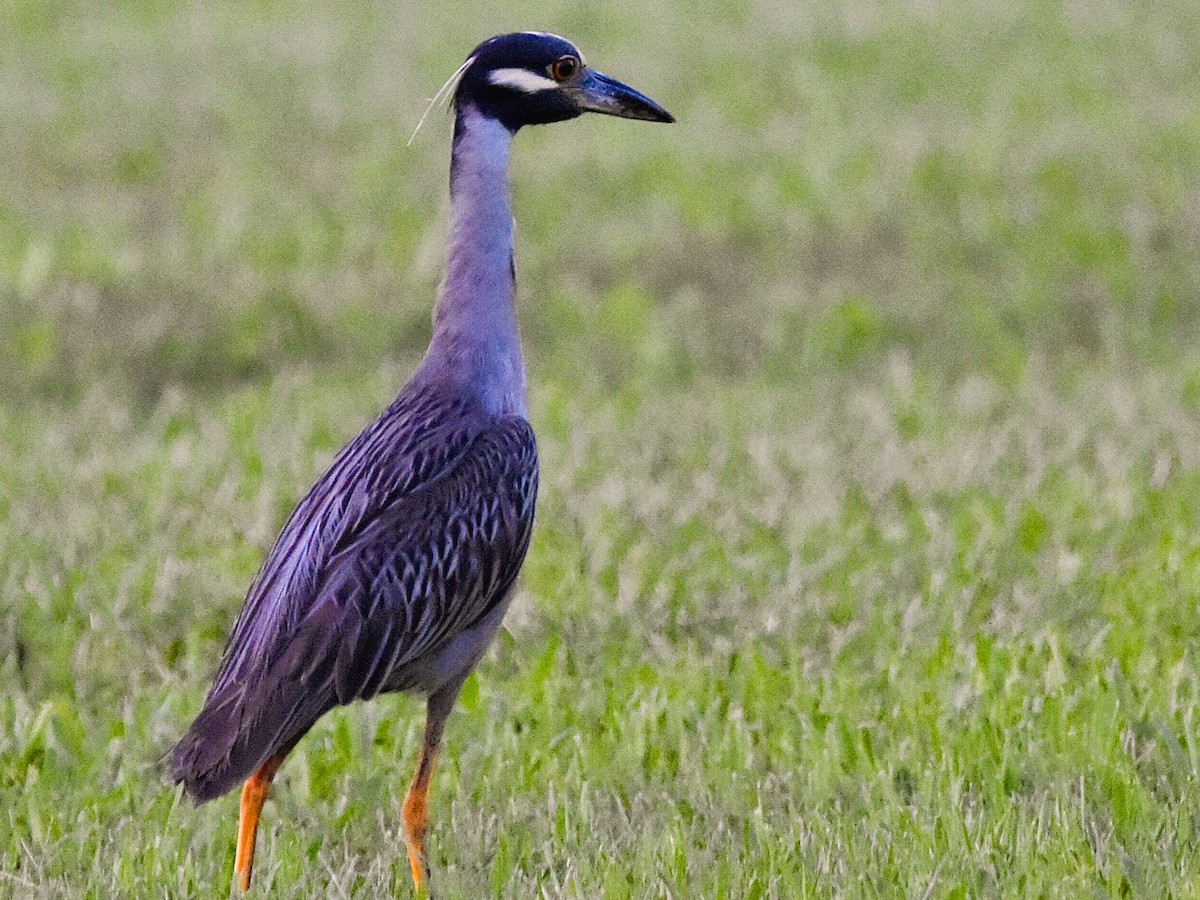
left=169, top=381, right=537, bottom=801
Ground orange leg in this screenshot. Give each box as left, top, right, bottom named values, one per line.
left=403, top=694, right=453, bottom=895
left=234, top=752, right=287, bottom=892
left=403, top=742, right=439, bottom=892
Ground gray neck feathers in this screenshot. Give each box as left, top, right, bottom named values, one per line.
left=419, top=104, right=527, bottom=418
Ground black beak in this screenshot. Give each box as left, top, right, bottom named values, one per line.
left=571, top=69, right=675, bottom=123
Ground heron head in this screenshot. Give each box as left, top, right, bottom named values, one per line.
left=453, top=32, right=674, bottom=131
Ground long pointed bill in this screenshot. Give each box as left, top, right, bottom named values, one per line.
left=571, top=70, right=675, bottom=123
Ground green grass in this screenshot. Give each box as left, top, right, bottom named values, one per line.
left=3, top=0, right=1200, bottom=896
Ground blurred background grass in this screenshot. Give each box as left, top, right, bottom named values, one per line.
left=4, top=0, right=1200, bottom=895
left=3, top=0, right=1197, bottom=403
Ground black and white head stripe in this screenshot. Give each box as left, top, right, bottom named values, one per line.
left=447, top=32, right=587, bottom=131
left=407, top=31, right=581, bottom=141
left=486, top=32, right=587, bottom=94
left=487, top=68, right=558, bottom=93
left=408, top=31, right=672, bottom=135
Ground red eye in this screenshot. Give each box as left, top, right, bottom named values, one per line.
left=550, top=56, right=580, bottom=82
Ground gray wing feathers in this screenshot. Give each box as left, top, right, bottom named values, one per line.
left=211, top=386, right=482, bottom=695
left=324, top=418, right=538, bottom=700
left=169, top=387, right=537, bottom=802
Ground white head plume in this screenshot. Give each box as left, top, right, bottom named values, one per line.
left=407, top=54, right=477, bottom=146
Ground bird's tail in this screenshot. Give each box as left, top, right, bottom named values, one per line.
left=169, top=677, right=329, bottom=803
left=169, top=685, right=268, bottom=802
left=171, top=603, right=346, bottom=801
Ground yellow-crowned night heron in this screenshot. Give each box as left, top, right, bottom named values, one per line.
left=169, top=32, right=672, bottom=893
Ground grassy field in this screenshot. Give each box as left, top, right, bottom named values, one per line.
left=3, top=0, right=1200, bottom=896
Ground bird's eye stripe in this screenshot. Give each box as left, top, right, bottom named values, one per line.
left=488, top=68, right=559, bottom=93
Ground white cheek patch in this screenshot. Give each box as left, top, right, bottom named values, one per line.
left=488, top=67, right=559, bottom=93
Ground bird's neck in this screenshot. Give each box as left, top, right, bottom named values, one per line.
left=421, top=104, right=527, bottom=418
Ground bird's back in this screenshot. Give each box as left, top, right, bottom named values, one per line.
left=170, top=379, right=538, bottom=801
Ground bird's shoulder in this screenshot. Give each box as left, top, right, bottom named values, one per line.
left=322, top=385, right=537, bottom=548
